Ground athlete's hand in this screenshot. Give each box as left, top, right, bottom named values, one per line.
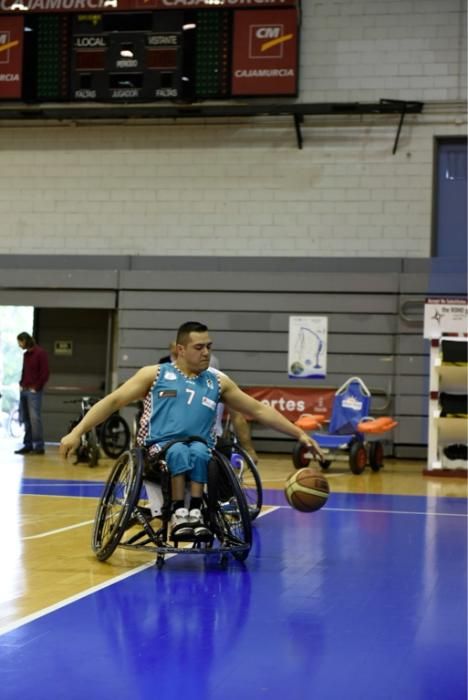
left=298, top=432, right=325, bottom=463
left=59, top=432, right=81, bottom=460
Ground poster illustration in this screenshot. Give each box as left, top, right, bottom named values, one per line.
left=288, top=316, right=328, bottom=379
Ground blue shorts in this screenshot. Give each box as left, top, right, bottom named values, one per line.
left=165, top=441, right=211, bottom=484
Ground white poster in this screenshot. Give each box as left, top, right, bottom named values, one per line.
left=288, top=316, right=328, bottom=379
left=423, top=298, right=468, bottom=338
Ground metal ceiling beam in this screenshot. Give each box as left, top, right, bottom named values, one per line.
left=0, top=98, right=424, bottom=152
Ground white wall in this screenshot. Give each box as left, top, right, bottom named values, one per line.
left=0, top=0, right=465, bottom=258
left=300, top=0, right=467, bottom=102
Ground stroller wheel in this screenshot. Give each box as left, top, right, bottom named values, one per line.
left=369, top=441, right=384, bottom=471
left=292, top=441, right=312, bottom=470
left=349, top=442, right=367, bottom=475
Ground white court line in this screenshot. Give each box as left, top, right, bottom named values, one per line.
left=24, top=481, right=101, bottom=486
left=277, top=504, right=467, bottom=517
left=22, top=519, right=95, bottom=540
left=2, top=506, right=279, bottom=637
left=0, top=560, right=157, bottom=638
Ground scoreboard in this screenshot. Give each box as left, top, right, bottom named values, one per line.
left=0, top=1, right=299, bottom=103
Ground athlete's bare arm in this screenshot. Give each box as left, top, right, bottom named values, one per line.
left=59, top=365, right=157, bottom=459
left=219, top=374, right=324, bottom=460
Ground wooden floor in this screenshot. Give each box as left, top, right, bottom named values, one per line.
left=1, top=439, right=466, bottom=632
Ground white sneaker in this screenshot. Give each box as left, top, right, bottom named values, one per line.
left=170, top=507, right=193, bottom=540
left=188, top=508, right=211, bottom=540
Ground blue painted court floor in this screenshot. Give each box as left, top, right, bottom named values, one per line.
left=1, top=486, right=467, bottom=700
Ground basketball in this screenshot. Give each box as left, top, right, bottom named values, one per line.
left=284, top=469, right=330, bottom=513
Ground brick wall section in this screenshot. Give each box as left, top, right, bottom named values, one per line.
left=0, top=0, right=465, bottom=258
left=300, top=0, right=467, bottom=102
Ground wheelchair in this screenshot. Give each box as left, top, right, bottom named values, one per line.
left=91, top=436, right=253, bottom=569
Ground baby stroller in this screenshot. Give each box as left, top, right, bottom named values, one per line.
left=292, top=376, right=397, bottom=475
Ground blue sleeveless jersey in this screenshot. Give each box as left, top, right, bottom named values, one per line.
left=144, top=364, right=221, bottom=448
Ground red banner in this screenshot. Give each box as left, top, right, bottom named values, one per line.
left=231, top=8, right=297, bottom=95
left=0, top=0, right=297, bottom=13
left=0, top=15, right=22, bottom=97
left=241, top=386, right=335, bottom=423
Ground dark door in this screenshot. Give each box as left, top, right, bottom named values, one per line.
left=433, top=138, right=467, bottom=261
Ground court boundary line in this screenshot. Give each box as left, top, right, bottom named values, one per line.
left=22, top=504, right=279, bottom=541
left=22, top=519, right=95, bottom=540
left=1, top=506, right=279, bottom=638
left=277, top=505, right=467, bottom=517
left=0, top=560, right=157, bottom=638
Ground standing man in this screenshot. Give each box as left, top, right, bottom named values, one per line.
left=60, top=321, right=322, bottom=538
left=15, top=332, right=50, bottom=455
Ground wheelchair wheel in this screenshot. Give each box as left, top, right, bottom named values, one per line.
left=292, top=441, right=312, bottom=470
left=100, top=414, right=131, bottom=459
left=86, top=429, right=100, bottom=467
left=349, top=441, right=367, bottom=475
left=208, top=452, right=252, bottom=562
left=369, top=441, right=384, bottom=471
left=230, top=445, right=263, bottom=521
left=92, top=449, right=144, bottom=561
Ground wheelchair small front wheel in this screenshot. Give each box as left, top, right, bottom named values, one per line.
left=92, top=449, right=144, bottom=561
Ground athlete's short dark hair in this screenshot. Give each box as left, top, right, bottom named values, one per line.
left=176, top=322, right=208, bottom=345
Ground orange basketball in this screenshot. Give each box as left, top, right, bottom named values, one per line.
left=284, top=468, right=330, bottom=512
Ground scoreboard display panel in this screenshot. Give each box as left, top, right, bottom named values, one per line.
left=0, top=0, right=299, bottom=103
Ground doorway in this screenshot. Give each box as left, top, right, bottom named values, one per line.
left=433, top=137, right=467, bottom=261
left=0, top=306, right=34, bottom=440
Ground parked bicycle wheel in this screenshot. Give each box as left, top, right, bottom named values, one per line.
left=100, top=413, right=130, bottom=459
left=7, top=406, right=24, bottom=439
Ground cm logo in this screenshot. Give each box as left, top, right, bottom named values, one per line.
left=0, top=31, right=19, bottom=63
left=249, top=24, right=293, bottom=59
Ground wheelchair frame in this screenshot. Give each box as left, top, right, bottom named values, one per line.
left=91, top=438, right=253, bottom=569
left=216, top=441, right=263, bottom=521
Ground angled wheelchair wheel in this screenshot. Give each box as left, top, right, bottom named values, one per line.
left=230, top=445, right=263, bottom=521
left=87, top=429, right=100, bottom=467
left=349, top=441, right=367, bottom=475
left=92, top=449, right=144, bottom=561
left=369, top=441, right=384, bottom=471
left=208, top=452, right=252, bottom=562
left=100, top=414, right=131, bottom=459
left=292, top=441, right=312, bottom=470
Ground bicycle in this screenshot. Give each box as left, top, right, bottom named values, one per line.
left=7, top=403, right=24, bottom=439
left=0, top=392, right=24, bottom=439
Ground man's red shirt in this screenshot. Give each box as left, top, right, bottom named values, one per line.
left=20, top=345, right=50, bottom=391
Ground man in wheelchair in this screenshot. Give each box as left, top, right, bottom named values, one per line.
left=60, top=321, right=323, bottom=541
